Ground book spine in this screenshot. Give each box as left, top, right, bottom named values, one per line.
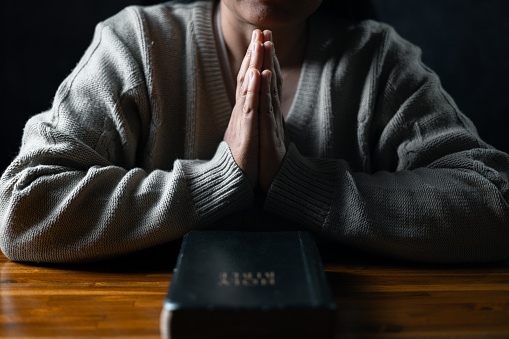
left=297, top=231, right=335, bottom=309
left=163, top=234, right=190, bottom=311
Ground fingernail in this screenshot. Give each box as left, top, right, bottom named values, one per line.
left=251, top=30, right=256, bottom=42
left=266, top=30, right=273, bottom=42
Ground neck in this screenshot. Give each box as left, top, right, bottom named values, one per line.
left=219, top=2, right=308, bottom=79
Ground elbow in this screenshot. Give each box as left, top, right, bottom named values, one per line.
left=0, top=197, right=39, bottom=263
left=0, top=223, right=77, bottom=264
left=0, top=230, right=32, bottom=263
left=0, top=170, right=68, bottom=263
left=0, top=192, right=58, bottom=264
left=0, top=219, right=45, bottom=263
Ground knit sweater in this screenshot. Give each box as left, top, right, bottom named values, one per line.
left=1, top=1, right=508, bottom=263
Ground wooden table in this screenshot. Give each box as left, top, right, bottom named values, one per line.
left=1, top=241, right=509, bottom=338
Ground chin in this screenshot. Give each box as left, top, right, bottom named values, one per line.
left=244, top=10, right=307, bottom=30
left=226, top=0, right=322, bottom=30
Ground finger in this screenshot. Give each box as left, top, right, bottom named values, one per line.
left=236, top=36, right=264, bottom=102
left=261, top=41, right=283, bottom=115
left=262, top=41, right=274, bottom=80
left=259, top=70, right=274, bottom=147
left=261, top=42, right=279, bottom=116
left=273, top=47, right=283, bottom=100
left=258, top=69, right=286, bottom=193
left=247, top=29, right=264, bottom=71
left=243, top=68, right=261, bottom=118
left=263, top=30, right=272, bottom=43
left=253, top=29, right=265, bottom=44
left=236, top=31, right=261, bottom=98
left=249, top=40, right=264, bottom=75
left=236, top=44, right=253, bottom=101
left=260, top=70, right=272, bottom=118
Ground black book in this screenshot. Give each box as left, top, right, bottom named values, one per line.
left=160, top=230, right=336, bottom=339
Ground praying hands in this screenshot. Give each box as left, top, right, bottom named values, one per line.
left=223, top=29, right=289, bottom=193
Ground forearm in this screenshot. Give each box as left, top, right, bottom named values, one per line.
left=265, top=143, right=509, bottom=263
left=0, top=141, right=252, bottom=263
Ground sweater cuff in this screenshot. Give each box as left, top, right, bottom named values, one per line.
left=179, top=141, right=254, bottom=226
left=264, top=143, right=339, bottom=231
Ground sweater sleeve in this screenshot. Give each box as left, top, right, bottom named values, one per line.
left=264, top=24, right=509, bottom=264
left=0, top=7, right=253, bottom=263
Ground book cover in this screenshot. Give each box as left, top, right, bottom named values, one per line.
left=160, top=230, right=336, bottom=339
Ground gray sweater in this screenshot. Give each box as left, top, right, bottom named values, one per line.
left=1, top=1, right=508, bottom=263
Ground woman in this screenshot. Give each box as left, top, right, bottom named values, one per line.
left=1, top=0, right=508, bottom=263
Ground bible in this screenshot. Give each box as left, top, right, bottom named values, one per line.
left=160, top=230, right=336, bottom=339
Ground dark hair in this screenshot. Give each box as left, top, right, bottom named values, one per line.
left=142, top=0, right=377, bottom=21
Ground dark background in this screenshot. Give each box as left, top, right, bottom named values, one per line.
left=1, top=0, right=508, bottom=173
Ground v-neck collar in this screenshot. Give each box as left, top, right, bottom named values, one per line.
left=194, top=1, right=327, bottom=139
left=213, top=3, right=236, bottom=109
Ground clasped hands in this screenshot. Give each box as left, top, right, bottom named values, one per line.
left=223, top=29, right=289, bottom=193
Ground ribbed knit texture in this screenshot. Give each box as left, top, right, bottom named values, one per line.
left=1, top=1, right=509, bottom=263
left=0, top=1, right=251, bottom=263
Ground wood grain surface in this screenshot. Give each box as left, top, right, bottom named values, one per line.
left=1, top=242, right=509, bottom=338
